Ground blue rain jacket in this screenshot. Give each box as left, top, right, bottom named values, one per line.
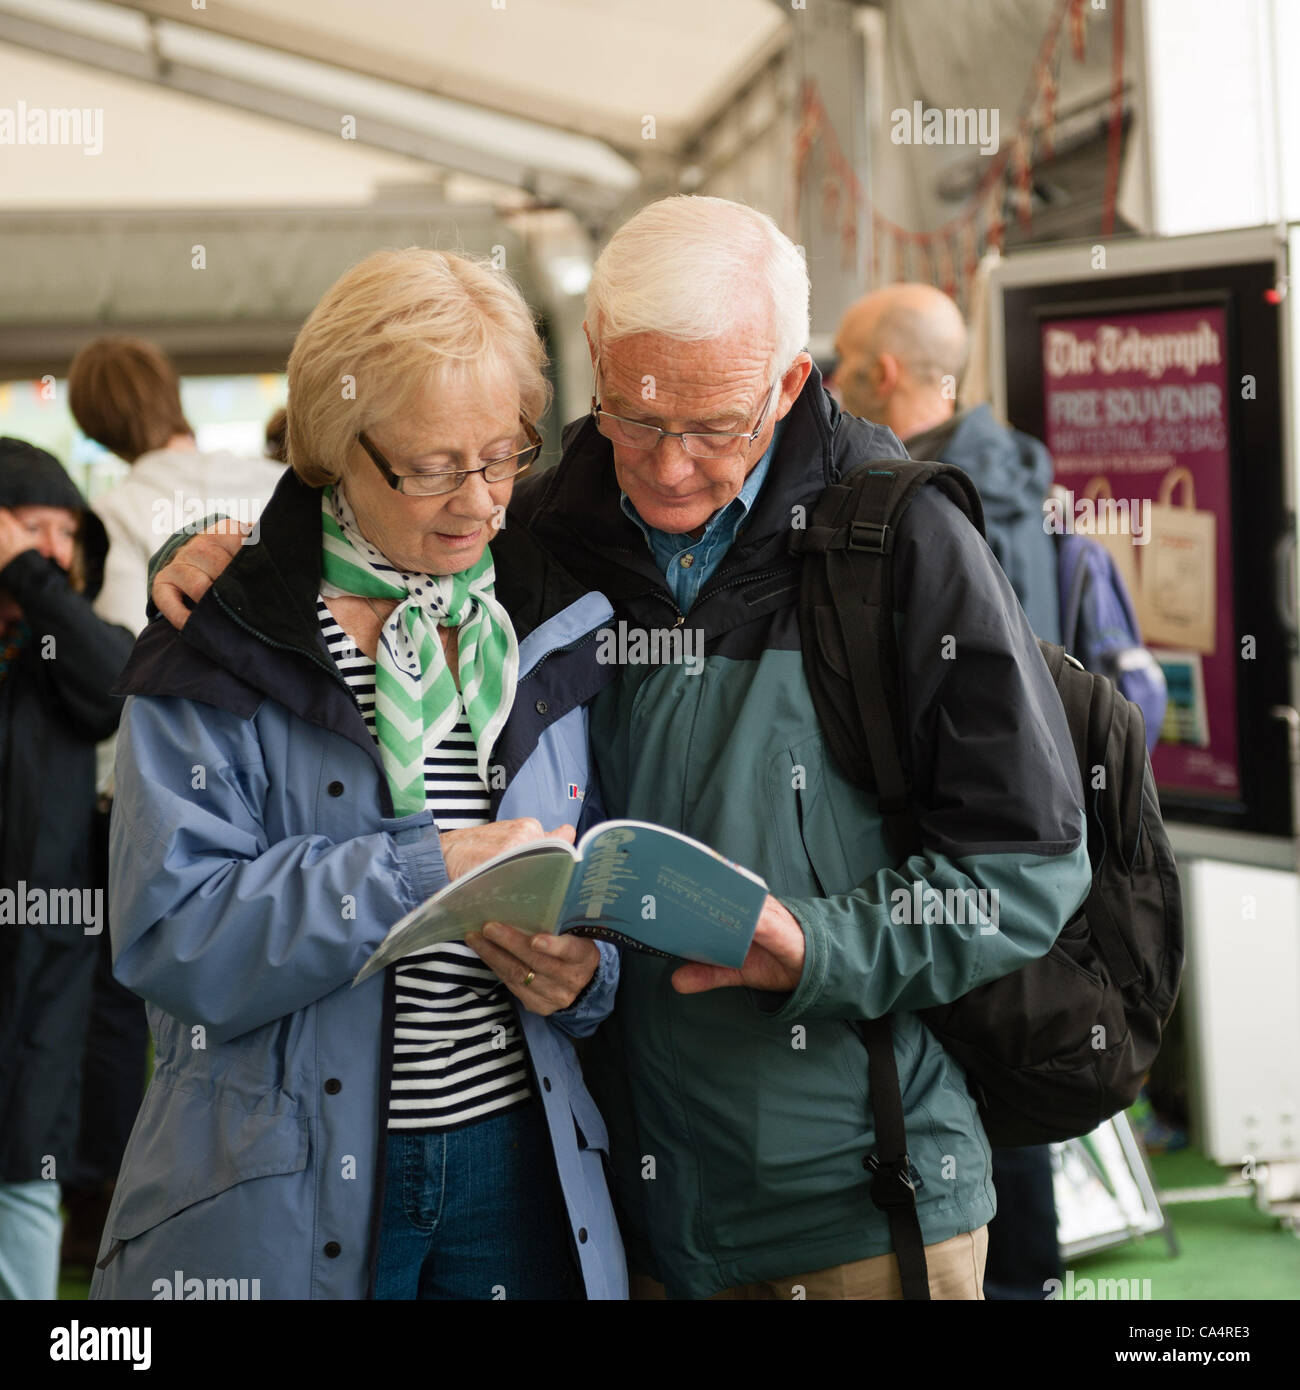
left=89, top=469, right=627, bottom=1300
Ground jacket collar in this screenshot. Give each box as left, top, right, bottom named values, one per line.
left=516, top=363, right=851, bottom=609
left=115, top=467, right=618, bottom=805
left=114, top=468, right=385, bottom=790
left=207, top=467, right=332, bottom=662
left=130, top=466, right=607, bottom=694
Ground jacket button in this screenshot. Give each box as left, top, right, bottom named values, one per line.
left=324, top=1078, right=341, bottom=1094
left=542, top=1076, right=552, bottom=1092
left=578, top=1228, right=588, bottom=1243
left=324, top=1241, right=341, bottom=1258
left=535, top=699, right=548, bottom=715
left=327, top=781, right=344, bottom=797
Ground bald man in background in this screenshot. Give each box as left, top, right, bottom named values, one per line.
left=832, top=282, right=1063, bottom=1300
left=833, top=283, right=1060, bottom=644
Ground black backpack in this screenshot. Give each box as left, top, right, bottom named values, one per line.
left=789, top=458, right=1184, bottom=1299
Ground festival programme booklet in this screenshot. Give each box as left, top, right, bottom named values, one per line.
left=352, top=820, right=768, bottom=986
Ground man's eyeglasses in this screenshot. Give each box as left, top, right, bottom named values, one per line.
left=590, top=357, right=776, bottom=460
left=358, top=417, right=543, bottom=496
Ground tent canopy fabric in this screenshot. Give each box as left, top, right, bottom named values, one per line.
left=0, top=0, right=790, bottom=215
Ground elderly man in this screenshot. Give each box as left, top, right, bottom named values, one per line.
left=833, top=282, right=1061, bottom=643
left=150, top=196, right=1090, bottom=1301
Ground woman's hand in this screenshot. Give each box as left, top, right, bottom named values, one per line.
left=448, top=820, right=598, bottom=1016
left=465, top=921, right=601, bottom=1017
left=438, top=819, right=573, bottom=880
left=0, top=508, right=38, bottom=571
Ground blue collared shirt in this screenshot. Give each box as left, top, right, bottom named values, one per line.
left=619, top=420, right=785, bottom=613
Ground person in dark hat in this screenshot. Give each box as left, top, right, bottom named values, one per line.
left=0, top=437, right=134, bottom=1299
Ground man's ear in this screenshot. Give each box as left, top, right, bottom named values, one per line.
left=874, top=351, right=900, bottom=398
left=582, top=322, right=598, bottom=367
left=777, top=352, right=814, bottom=417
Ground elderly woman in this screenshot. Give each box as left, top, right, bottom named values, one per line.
left=89, top=249, right=626, bottom=1301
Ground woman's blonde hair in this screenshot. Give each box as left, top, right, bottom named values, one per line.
left=286, top=248, right=550, bottom=487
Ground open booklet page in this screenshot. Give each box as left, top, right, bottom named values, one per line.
left=554, top=823, right=766, bottom=963
left=353, top=820, right=768, bottom=986
left=353, top=845, right=577, bottom=985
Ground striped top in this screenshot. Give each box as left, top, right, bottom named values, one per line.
left=317, top=594, right=532, bottom=1132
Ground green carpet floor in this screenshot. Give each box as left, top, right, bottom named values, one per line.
left=1066, top=1148, right=1300, bottom=1301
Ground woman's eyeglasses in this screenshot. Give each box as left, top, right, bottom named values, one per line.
left=358, top=417, right=543, bottom=496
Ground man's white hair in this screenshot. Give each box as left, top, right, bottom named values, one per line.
left=585, top=195, right=810, bottom=386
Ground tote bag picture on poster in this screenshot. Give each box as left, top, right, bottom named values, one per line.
left=1080, top=475, right=1142, bottom=599
left=1141, top=466, right=1217, bottom=653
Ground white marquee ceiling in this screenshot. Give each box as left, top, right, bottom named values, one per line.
left=0, top=0, right=791, bottom=211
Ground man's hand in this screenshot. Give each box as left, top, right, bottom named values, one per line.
left=0, top=508, right=38, bottom=572
left=439, top=820, right=574, bottom=881
left=465, top=921, right=601, bottom=1017
left=670, top=895, right=806, bottom=995
left=151, top=521, right=249, bottom=629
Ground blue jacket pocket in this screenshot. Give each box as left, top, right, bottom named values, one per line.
left=108, top=1082, right=309, bottom=1242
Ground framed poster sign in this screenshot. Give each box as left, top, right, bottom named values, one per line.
left=1040, top=305, right=1240, bottom=802
left=999, top=243, right=1293, bottom=837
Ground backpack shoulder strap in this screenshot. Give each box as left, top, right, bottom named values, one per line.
left=791, top=458, right=985, bottom=837
left=790, top=456, right=985, bottom=1301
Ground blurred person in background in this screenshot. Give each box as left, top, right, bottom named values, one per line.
left=833, top=282, right=1063, bottom=1299
left=69, top=334, right=286, bottom=649
left=0, top=437, right=133, bottom=1298
left=57, top=336, right=286, bottom=1269
left=833, top=282, right=1060, bottom=643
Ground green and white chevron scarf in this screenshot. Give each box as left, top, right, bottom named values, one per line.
left=320, top=483, right=517, bottom=815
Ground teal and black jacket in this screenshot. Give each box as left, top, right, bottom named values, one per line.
left=512, top=369, right=1092, bottom=1298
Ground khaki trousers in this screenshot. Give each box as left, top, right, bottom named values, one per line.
left=629, top=1225, right=988, bottom=1301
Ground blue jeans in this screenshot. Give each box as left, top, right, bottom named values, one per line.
left=0, top=1180, right=62, bottom=1300
left=374, top=1100, right=583, bottom=1300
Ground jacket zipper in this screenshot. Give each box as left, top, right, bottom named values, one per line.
left=213, top=592, right=356, bottom=700
left=521, top=626, right=602, bottom=680
left=627, top=588, right=686, bottom=627
left=617, top=561, right=799, bottom=642
left=695, top=562, right=800, bottom=608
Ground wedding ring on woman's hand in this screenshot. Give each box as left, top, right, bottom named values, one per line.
left=522, top=969, right=536, bottom=987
